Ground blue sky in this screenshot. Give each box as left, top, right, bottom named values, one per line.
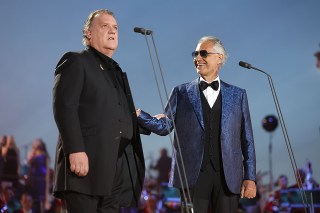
left=1, top=1, right=319, bottom=187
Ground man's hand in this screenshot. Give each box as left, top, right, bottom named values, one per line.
left=136, top=109, right=141, bottom=117
left=69, top=152, right=89, bottom=176
left=154, top=114, right=166, bottom=119
left=240, top=180, right=256, bottom=199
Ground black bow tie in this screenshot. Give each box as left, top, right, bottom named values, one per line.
left=199, top=80, right=219, bottom=91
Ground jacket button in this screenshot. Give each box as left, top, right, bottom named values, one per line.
left=120, top=131, right=122, bottom=134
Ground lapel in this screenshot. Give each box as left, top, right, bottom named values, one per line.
left=186, top=78, right=204, bottom=129
left=186, top=79, right=233, bottom=132
left=220, top=80, right=233, bottom=138
left=86, top=48, right=116, bottom=87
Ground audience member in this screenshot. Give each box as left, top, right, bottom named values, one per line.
left=305, top=161, right=320, bottom=190
left=25, top=139, right=50, bottom=213
left=264, top=174, right=289, bottom=213
left=315, top=49, right=320, bottom=70
left=0, top=135, right=20, bottom=189
left=1, top=186, right=21, bottom=213
left=0, top=136, right=6, bottom=175
left=14, top=192, right=33, bottom=213
left=150, top=148, right=172, bottom=186
left=139, top=193, right=165, bottom=213
left=289, top=169, right=306, bottom=189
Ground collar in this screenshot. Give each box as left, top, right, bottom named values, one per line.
left=88, top=46, right=119, bottom=67
left=199, top=76, right=220, bottom=85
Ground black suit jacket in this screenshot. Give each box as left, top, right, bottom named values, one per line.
left=52, top=48, right=145, bottom=207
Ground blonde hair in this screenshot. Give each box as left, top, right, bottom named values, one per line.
left=82, top=9, right=115, bottom=46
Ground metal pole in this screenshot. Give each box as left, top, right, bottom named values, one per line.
left=269, top=133, right=273, bottom=193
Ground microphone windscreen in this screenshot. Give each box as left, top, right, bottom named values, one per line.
left=239, top=61, right=252, bottom=69
left=134, top=27, right=144, bottom=33
left=133, top=27, right=152, bottom=35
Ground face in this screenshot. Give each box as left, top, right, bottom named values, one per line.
left=194, top=41, right=223, bottom=81
left=32, top=140, right=42, bottom=150
left=278, top=176, right=288, bottom=189
left=2, top=188, right=14, bottom=202
left=21, top=194, right=33, bottom=210
left=87, top=13, right=118, bottom=57
left=296, top=170, right=306, bottom=183
left=7, top=135, right=15, bottom=148
left=146, top=196, right=157, bottom=210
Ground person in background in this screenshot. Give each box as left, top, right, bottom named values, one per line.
left=314, top=48, right=320, bottom=70
left=0, top=135, right=20, bottom=189
left=14, top=192, right=33, bottom=213
left=138, top=193, right=165, bottom=213
left=305, top=160, right=319, bottom=190
left=25, top=139, right=49, bottom=213
left=287, top=169, right=320, bottom=213
left=264, top=174, right=289, bottom=213
left=137, top=36, right=256, bottom=213
left=0, top=136, right=5, bottom=178
left=150, top=148, right=172, bottom=186
left=52, top=9, right=146, bottom=213
left=288, top=169, right=306, bottom=189
left=1, top=186, right=21, bottom=213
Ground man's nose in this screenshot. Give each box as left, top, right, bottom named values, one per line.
left=108, top=26, right=117, bottom=34
left=194, top=54, right=203, bottom=62
left=108, top=29, right=116, bottom=34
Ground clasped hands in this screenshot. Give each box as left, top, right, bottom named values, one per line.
left=135, top=109, right=166, bottom=120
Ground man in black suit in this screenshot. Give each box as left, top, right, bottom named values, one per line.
left=52, top=9, right=145, bottom=212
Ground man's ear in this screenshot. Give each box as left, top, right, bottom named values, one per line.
left=218, top=53, right=224, bottom=65
left=86, top=29, right=92, bottom=39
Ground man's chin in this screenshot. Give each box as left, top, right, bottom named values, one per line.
left=196, top=69, right=205, bottom=75
left=105, top=43, right=118, bottom=50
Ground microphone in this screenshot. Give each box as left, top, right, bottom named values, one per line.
left=238, top=60, right=310, bottom=211
left=239, top=61, right=267, bottom=75
left=239, top=61, right=252, bottom=69
left=134, top=27, right=194, bottom=209
left=133, top=27, right=152, bottom=35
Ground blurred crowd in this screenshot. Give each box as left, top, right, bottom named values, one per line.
left=0, top=135, right=61, bottom=213
left=127, top=148, right=320, bottom=213
left=240, top=168, right=320, bottom=213
left=0, top=136, right=319, bottom=213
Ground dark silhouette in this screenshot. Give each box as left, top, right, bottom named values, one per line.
left=150, top=148, right=172, bottom=186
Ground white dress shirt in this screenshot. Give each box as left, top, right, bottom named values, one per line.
left=200, top=76, right=221, bottom=108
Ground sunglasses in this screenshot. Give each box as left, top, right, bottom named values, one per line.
left=192, top=50, right=219, bottom=58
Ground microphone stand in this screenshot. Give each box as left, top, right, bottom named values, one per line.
left=239, top=61, right=310, bottom=213
left=268, top=133, right=273, bottom=193
left=135, top=28, right=194, bottom=213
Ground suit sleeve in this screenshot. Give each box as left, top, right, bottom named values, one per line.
left=241, top=90, right=256, bottom=181
left=137, top=87, right=178, bottom=136
left=53, top=53, right=86, bottom=154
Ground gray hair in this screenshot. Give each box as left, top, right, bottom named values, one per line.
left=82, top=9, right=115, bottom=46
left=198, top=36, right=228, bottom=66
